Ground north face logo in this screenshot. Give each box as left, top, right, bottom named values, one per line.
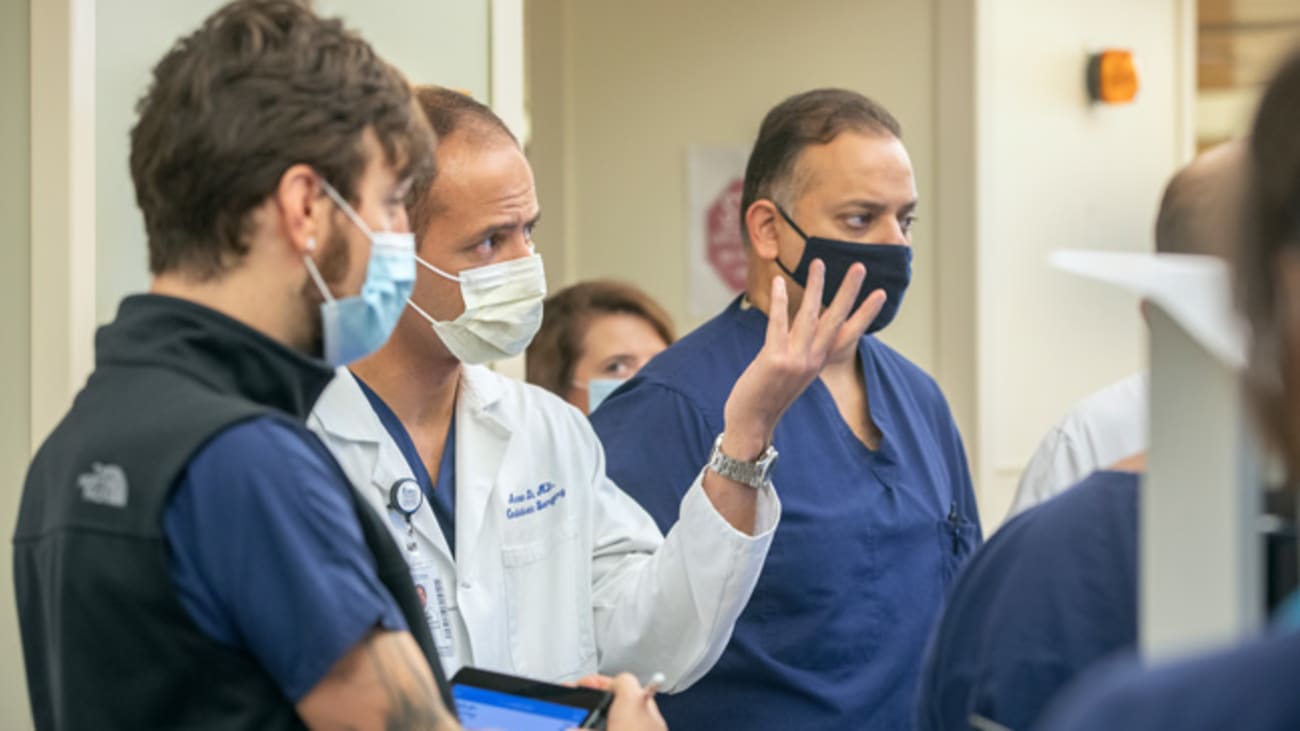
left=77, top=463, right=129, bottom=508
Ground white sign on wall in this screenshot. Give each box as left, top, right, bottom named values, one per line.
left=686, top=145, right=750, bottom=317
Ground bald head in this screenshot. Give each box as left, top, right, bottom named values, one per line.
left=1155, top=141, right=1247, bottom=258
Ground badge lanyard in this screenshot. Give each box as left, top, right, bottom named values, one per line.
left=389, top=478, right=424, bottom=553
left=389, top=477, right=455, bottom=658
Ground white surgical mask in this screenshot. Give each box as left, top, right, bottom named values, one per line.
left=408, top=253, right=547, bottom=364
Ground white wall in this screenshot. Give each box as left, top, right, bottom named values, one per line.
left=1, top=0, right=32, bottom=725
left=967, top=0, right=1193, bottom=523
left=94, top=0, right=492, bottom=323
left=526, top=0, right=938, bottom=371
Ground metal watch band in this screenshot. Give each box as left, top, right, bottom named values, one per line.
left=706, top=433, right=778, bottom=489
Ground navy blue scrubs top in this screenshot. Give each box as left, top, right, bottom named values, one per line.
left=916, top=469, right=1140, bottom=731
left=590, top=297, right=981, bottom=731
left=1039, top=628, right=1300, bottom=731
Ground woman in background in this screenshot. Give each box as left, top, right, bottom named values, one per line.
left=527, top=280, right=675, bottom=413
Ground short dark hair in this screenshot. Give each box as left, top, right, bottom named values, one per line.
left=740, top=88, right=902, bottom=244
left=525, top=280, right=675, bottom=397
left=406, top=86, right=518, bottom=240
left=1238, top=47, right=1300, bottom=455
left=130, top=0, right=434, bottom=279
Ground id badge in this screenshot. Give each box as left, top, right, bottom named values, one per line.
left=411, top=562, right=455, bottom=658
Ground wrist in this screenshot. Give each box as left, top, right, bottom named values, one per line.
left=719, top=426, right=772, bottom=462
left=708, top=432, right=779, bottom=490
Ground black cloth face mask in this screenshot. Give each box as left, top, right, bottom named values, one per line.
left=773, top=204, right=912, bottom=334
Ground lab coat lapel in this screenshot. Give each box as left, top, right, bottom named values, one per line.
left=315, top=369, right=455, bottom=561
left=455, top=366, right=513, bottom=561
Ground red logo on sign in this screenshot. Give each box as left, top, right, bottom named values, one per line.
left=705, top=179, right=748, bottom=293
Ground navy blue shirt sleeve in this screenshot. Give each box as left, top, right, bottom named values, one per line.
left=590, top=378, right=714, bottom=534
left=164, top=417, right=407, bottom=702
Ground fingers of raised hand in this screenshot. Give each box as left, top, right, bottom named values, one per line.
left=810, top=263, right=866, bottom=354
left=846, top=288, right=887, bottom=336
left=765, top=275, right=790, bottom=350
left=792, top=260, right=825, bottom=345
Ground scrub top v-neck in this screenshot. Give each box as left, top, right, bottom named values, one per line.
left=591, top=296, right=981, bottom=731
left=354, top=376, right=457, bottom=556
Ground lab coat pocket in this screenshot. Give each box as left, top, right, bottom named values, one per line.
left=500, top=518, right=595, bottom=681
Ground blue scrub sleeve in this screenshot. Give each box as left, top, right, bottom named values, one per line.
left=164, top=417, right=408, bottom=702
left=590, top=379, right=715, bottom=533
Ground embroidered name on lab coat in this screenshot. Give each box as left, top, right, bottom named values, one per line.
left=505, top=481, right=567, bottom=520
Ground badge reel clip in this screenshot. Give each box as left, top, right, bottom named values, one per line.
left=389, top=478, right=424, bottom=553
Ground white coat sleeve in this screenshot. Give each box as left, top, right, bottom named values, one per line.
left=1007, top=425, right=1089, bottom=519
left=584, top=433, right=780, bottom=692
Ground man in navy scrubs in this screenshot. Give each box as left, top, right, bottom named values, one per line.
left=914, top=141, right=1247, bottom=731
left=1039, top=45, right=1300, bottom=731
left=591, top=88, right=981, bottom=730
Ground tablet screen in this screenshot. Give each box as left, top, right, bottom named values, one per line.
left=454, top=684, right=593, bottom=731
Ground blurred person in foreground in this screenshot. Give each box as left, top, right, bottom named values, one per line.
left=914, top=141, right=1247, bottom=731
left=1040, top=46, right=1300, bottom=731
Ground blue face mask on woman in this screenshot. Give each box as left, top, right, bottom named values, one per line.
left=773, top=204, right=912, bottom=334
left=302, top=181, right=416, bottom=366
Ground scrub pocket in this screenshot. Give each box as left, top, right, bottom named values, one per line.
left=500, top=518, right=595, bottom=680
left=938, top=504, right=979, bottom=584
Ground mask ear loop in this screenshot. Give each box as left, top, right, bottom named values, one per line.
left=302, top=237, right=336, bottom=304
left=319, top=179, right=377, bottom=239
left=771, top=202, right=809, bottom=280
left=406, top=296, right=439, bottom=325
left=305, top=179, right=363, bottom=306
left=416, top=255, right=462, bottom=283
left=405, top=256, right=464, bottom=326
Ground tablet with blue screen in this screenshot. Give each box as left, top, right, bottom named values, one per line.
left=451, top=667, right=612, bottom=730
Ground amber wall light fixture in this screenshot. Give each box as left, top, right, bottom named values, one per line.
left=1087, top=49, right=1140, bottom=104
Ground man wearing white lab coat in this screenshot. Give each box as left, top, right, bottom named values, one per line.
left=310, top=87, right=884, bottom=690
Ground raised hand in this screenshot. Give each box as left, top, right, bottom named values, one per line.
left=699, top=260, right=885, bottom=534
left=721, top=259, right=886, bottom=461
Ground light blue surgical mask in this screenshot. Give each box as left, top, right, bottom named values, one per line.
left=584, top=377, right=627, bottom=414
left=303, top=181, right=416, bottom=366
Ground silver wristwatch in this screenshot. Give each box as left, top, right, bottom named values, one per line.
left=706, top=433, right=778, bottom=489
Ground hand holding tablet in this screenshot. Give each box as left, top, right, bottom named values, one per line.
left=450, top=667, right=667, bottom=731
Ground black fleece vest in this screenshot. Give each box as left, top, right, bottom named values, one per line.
left=13, top=295, right=453, bottom=730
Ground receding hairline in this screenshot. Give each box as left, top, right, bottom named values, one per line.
left=776, top=126, right=904, bottom=208
left=1155, top=140, right=1247, bottom=256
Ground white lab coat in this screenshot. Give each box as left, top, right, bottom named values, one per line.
left=1007, top=372, right=1148, bottom=518
left=308, top=365, right=779, bottom=691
